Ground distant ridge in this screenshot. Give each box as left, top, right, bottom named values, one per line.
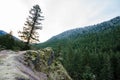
left=0, top=30, right=7, bottom=35
left=0, top=30, right=19, bottom=40
left=47, top=16, right=120, bottom=41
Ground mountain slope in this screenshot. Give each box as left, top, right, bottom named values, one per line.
left=36, top=16, right=120, bottom=48
left=48, top=16, right=120, bottom=42
left=35, top=16, right=120, bottom=80
left=0, top=30, right=19, bottom=40
left=0, top=30, right=7, bottom=35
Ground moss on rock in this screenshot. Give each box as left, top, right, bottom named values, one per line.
left=24, top=47, right=72, bottom=80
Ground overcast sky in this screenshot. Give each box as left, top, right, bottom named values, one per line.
left=0, top=0, right=120, bottom=42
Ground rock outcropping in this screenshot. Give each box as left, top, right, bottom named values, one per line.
left=0, top=48, right=72, bottom=80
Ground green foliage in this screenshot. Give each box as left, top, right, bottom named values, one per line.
left=35, top=25, right=120, bottom=80
left=0, top=34, right=14, bottom=49
left=19, top=4, right=44, bottom=50
left=0, top=34, right=25, bottom=51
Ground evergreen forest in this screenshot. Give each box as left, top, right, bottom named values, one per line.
left=35, top=17, right=120, bottom=80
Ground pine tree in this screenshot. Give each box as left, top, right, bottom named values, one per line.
left=0, top=31, right=15, bottom=49
left=19, top=4, right=44, bottom=49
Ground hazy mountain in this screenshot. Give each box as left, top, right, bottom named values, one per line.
left=47, top=16, right=120, bottom=42
left=0, top=30, right=19, bottom=40
left=0, top=30, right=7, bottom=35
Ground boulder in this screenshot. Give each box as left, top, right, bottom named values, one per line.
left=23, top=47, right=72, bottom=80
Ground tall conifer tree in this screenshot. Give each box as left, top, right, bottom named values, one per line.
left=19, top=4, right=44, bottom=49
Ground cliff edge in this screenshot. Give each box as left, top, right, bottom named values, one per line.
left=0, top=48, right=72, bottom=80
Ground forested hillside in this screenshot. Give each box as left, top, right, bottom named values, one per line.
left=0, top=30, right=7, bottom=35
left=35, top=16, right=120, bottom=80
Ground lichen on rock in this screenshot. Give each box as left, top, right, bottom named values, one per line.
left=0, top=48, right=72, bottom=80
left=24, top=47, right=72, bottom=80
